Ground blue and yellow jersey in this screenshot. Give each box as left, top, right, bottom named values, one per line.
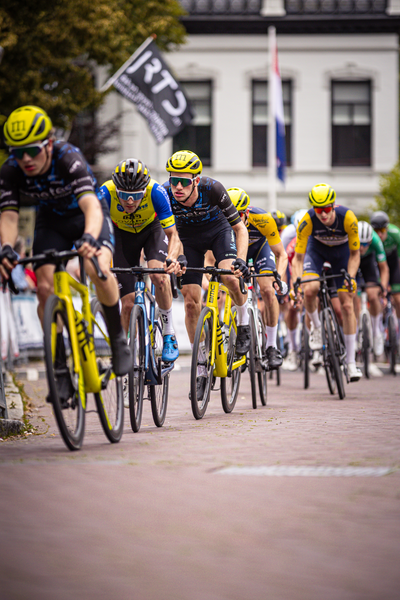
left=246, top=206, right=281, bottom=247
left=295, top=205, right=360, bottom=254
left=101, top=178, right=175, bottom=233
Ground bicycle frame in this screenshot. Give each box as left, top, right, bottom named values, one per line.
left=246, top=277, right=264, bottom=371
left=204, top=276, right=246, bottom=378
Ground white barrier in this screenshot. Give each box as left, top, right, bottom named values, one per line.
left=0, top=290, right=20, bottom=361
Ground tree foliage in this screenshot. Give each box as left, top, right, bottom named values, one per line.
left=374, top=162, right=400, bottom=228
left=0, top=0, right=187, bottom=128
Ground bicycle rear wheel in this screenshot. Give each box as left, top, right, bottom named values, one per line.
left=128, top=304, right=146, bottom=432
left=248, top=311, right=257, bottom=409
left=387, top=314, right=397, bottom=375
left=91, top=300, right=124, bottom=443
left=221, top=309, right=241, bottom=413
left=323, top=309, right=345, bottom=399
left=256, top=314, right=267, bottom=406
left=191, top=307, right=214, bottom=419
left=149, top=318, right=169, bottom=427
left=43, top=295, right=85, bottom=451
left=361, top=313, right=370, bottom=379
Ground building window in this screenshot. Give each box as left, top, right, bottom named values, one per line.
left=173, top=81, right=212, bottom=166
left=252, top=79, right=292, bottom=168
left=331, top=80, right=371, bottom=167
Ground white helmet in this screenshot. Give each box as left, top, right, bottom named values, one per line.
left=293, top=209, right=308, bottom=229
left=358, top=221, right=373, bottom=244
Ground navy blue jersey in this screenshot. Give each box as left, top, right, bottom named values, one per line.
left=162, top=176, right=240, bottom=229
left=0, top=141, right=106, bottom=216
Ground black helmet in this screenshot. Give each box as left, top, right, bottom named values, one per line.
left=370, top=211, right=389, bottom=230
left=112, top=158, right=150, bottom=191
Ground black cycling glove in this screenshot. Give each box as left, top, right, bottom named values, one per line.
left=75, top=233, right=101, bottom=252
left=177, top=254, right=188, bottom=269
left=232, top=257, right=250, bottom=278
left=0, top=244, right=19, bottom=268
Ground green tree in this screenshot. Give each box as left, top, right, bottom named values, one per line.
left=374, top=162, right=400, bottom=228
left=0, top=0, right=186, bottom=129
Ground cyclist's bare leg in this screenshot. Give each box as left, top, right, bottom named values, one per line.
left=219, top=258, right=248, bottom=308
left=147, top=259, right=172, bottom=310
left=36, top=263, right=56, bottom=323
left=366, top=286, right=382, bottom=317
left=338, top=290, right=357, bottom=335
left=331, top=296, right=343, bottom=328
left=181, top=283, right=203, bottom=344
left=121, top=292, right=136, bottom=333
left=258, top=276, right=279, bottom=327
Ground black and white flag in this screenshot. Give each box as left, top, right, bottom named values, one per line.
left=101, top=37, right=194, bottom=144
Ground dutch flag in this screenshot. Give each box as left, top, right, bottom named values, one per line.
left=272, top=43, right=286, bottom=183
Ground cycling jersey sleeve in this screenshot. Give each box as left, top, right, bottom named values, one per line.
left=100, top=183, right=112, bottom=210
left=249, top=212, right=281, bottom=245
left=151, top=184, right=175, bottom=229
left=210, top=182, right=241, bottom=226
left=344, top=209, right=360, bottom=250
left=0, top=160, right=22, bottom=213
left=295, top=212, right=313, bottom=254
left=389, top=224, right=400, bottom=257
left=371, top=230, right=386, bottom=263
left=58, top=149, right=97, bottom=200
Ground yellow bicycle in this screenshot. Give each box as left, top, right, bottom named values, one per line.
left=20, top=249, right=124, bottom=451
left=185, top=266, right=247, bottom=419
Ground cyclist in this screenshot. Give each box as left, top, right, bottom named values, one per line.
left=0, top=105, right=132, bottom=379
left=101, top=158, right=183, bottom=363
left=357, top=221, right=389, bottom=362
left=291, top=183, right=362, bottom=382
left=227, top=187, right=288, bottom=369
left=370, top=211, right=400, bottom=339
left=271, top=210, right=287, bottom=235
left=163, top=151, right=250, bottom=397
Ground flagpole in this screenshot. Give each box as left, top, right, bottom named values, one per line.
left=268, top=26, right=277, bottom=213
left=100, top=36, right=155, bottom=93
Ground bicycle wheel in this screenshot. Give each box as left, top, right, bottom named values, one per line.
left=43, top=295, right=85, bottom=451
left=128, top=304, right=146, bottom=432
left=191, top=307, right=214, bottom=419
left=361, top=313, right=370, bottom=379
left=388, top=314, right=397, bottom=375
left=91, top=300, right=124, bottom=443
left=221, top=309, right=241, bottom=413
left=248, top=312, right=258, bottom=409
left=323, top=309, right=345, bottom=399
left=255, top=313, right=267, bottom=406
left=301, top=315, right=310, bottom=389
left=149, top=318, right=169, bottom=427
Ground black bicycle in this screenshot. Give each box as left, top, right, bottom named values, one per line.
left=294, top=262, right=349, bottom=400
left=382, top=290, right=398, bottom=375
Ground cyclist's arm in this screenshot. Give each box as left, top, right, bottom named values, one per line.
left=347, top=249, right=360, bottom=280
left=270, top=240, right=288, bottom=280
left=291, top=251, right=305, bottom=285
left=164, top=224, right=183, bottom=274
left=232, top=220, right=249, bottom=261
left=378, top=259, right=390, bottom=291
left=0, top=210, right=19, bottom=278
left=77, top=193, right=104, bottom=257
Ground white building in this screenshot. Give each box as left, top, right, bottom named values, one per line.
left=96, top=0, right=400, bottom=217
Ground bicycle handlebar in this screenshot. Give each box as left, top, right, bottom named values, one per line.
left=293, top=268, right=352, bottom=294
left=184, top=265, right=247, bottom=295
left=110, top=263, right=179, bottom=299
left=248, top=269, right=284, bottom=293
left=18, top=248, right=107, bottom=281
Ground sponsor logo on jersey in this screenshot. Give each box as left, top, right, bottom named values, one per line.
left=69, top=160, right=82, bottom=173
left=117, top=204, right=124, bottom=212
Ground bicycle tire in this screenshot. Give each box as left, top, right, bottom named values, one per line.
left=149, top=319, right=169, bottom=427
left=324, top=309, right=345, bottom=399
left=248, top=311, right=258, bottom=409
left=128, top=304, right=146, bottom=432
left=256, top=313, right=267, bottom=406
left=221, top=309, right=241, bottom=413
left=190, top=307, right=214, bottom=419
left=43, top=295, right=85, bottom=451
left=321, top=311, right=336, bottom=396
left=302, top=315, right=310, bottom=389
left=91, top=300, right=124, bottom=443
left=388, top=314, right=397, bottom=375
left=361, top=313, right=370, bottom=379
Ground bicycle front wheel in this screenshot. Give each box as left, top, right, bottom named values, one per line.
left=361, top=313, right=370, bottom=379
left=301, top=315, right=310, bottom=390
left=191, top=307, right=214, bottom=419
left=323, top=309, right=345, bottom=400
left=248, top=311, right=257, bottom=409
left=91, top=300, right=124, bottom=443
left=43, top=295, right=85, bottom=451
left=255, top=313, right=267, bottom=406
left=221, top=309, right=241, bottom=413
left=149, top=318, right=169, bottom=427
left=128, top=304, right=146, bottom=432
left=388, top=314, right=397, bottom=375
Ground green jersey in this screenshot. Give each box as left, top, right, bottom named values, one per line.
left=383, top=223, right=400, bottom=257
left=364, top=229, right=386, bottom=263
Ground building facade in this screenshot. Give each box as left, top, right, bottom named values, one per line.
left=96, top=0, right=400, bottom=216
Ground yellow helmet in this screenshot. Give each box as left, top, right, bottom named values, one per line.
left=227, top=187, right=250, bottom=212
left=166, top=150, right=202, bottom=175
left=3, top=105, right=53, bottom=146
left=309, top=183, right=336, bottom=207
left=271, top=210, right=286, bottom=229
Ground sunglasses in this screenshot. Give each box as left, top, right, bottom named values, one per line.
left=314, top=204, right=334, bottom=214
left=9, top=139, right=49, bottom=160
left=360, top=242, right=370, bottom=248
left=116, top=189, right=145, bottom=203
left=169, top=176, right=193, bottom=188
left=373, top=227, right=387, bottom=234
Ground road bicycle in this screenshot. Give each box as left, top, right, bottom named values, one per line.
left=355, top=280, right=375, bottom=378
left=246, top=269, right=283, bottom=408
left=382, top=289, right=398, bottom=375
left=294, top=263, right=349, bottom=400
left=19, top=249, right=124, bottom=451
left=110, top=265, right=178, bottom=431
left=185, top=266, right=247, bottom=419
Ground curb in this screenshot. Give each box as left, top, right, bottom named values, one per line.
left=0, top=371, right=25, bottom=436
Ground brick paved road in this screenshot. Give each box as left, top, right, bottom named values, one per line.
left=1, top=359, right=399, bottom=600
